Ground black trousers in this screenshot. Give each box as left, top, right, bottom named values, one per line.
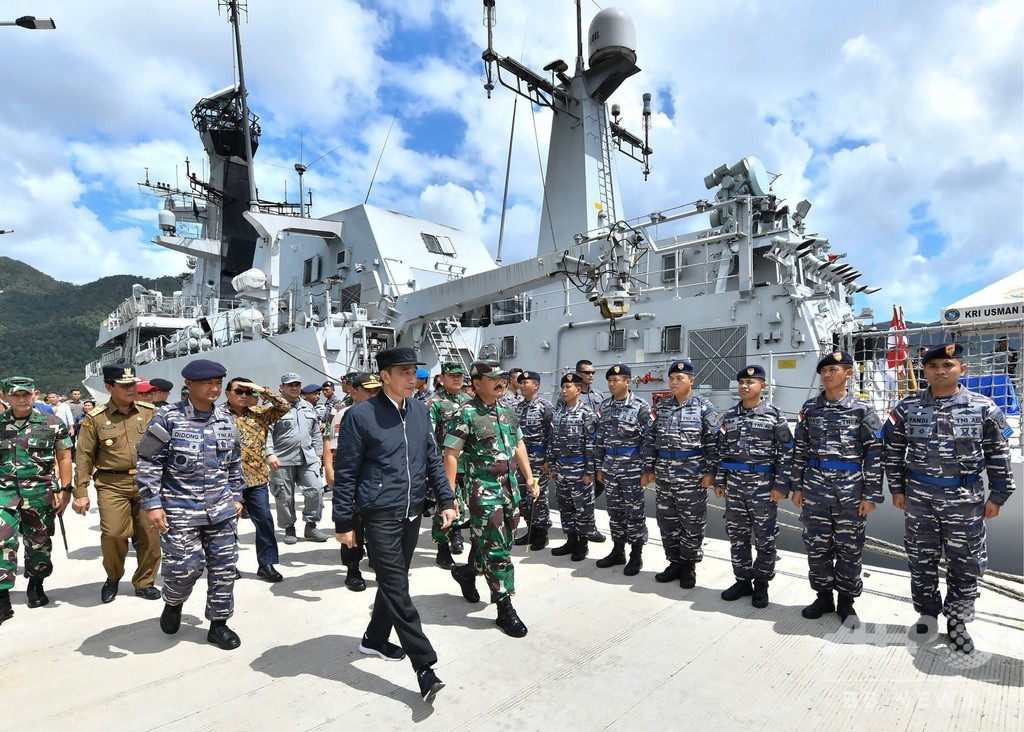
left=362, top=511, right=436, bottom=671
left=340, top=509, right=365, bottom=566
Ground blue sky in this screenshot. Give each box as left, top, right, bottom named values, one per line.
left=0, top=0, right=1021, bottom=323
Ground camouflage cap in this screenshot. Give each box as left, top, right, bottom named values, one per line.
left=469, top=360, right=505, bottom=379
left=441, top=362, right=464, bottom=374
left=2, top=376, right=34, bottom=394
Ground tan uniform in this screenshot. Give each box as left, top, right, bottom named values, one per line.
left=74, top=401, right=161, bottom=589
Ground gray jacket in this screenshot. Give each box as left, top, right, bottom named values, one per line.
left=267, top=397, right=322, bottom=466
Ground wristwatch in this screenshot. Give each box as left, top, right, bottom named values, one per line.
left=59, top=485, right=73, bottom=493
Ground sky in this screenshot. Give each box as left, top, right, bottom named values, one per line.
left=0, top=0, right=1021, bottom=323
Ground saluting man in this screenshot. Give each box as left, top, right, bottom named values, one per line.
left=790, top=351, right=883, bottom=626
left=136, top=358, right=245, bottom=650
left=882, top=343, right=1015, bottom=653
left=73, top=363, right=161, bottom=603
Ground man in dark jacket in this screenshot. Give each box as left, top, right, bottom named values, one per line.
left=333, top=347, right=457, bottom=704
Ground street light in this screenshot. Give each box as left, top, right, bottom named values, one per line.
left=0, top=16, right=56, bottom=30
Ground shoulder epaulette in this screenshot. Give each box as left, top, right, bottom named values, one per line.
left=136, top=401, right=157, bottom=410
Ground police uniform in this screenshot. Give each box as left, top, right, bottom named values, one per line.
left=642, top=360, right=719, bottom=588
left=593, top=364, right=652, bottom=575
left=74, top=363, right=161, bottom=602
left=882, top=343, right=1015, bottom=651
left=717, top=364, right=793, bottom=607
left=0, top=376, right=73, bottom=621
left=790, top=352, right=882, bottom=622
left=426, top=362, right=470, bottom=567
left=136, top=359, right=245, bottom=649
left=547, top=372, right=598, bottom=560
left=513, top=371, right=555, bottom=550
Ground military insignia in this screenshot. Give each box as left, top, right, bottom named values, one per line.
left=613, top=366, right=620, bottom=374
left=944, top=344, right=956, bottom=357
left=746, top=368, right=754, bottom=376
left=833, top=352, right=842, bottom=362
left=124, top=368, right=134, bottom=378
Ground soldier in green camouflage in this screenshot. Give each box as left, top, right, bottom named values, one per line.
left=0, top=376, right=74, bottom=624
left=426, top=362, right=470, bottom=569
left=443, top=360, right=538, bottom=638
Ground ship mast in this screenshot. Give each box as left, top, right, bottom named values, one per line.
left=222, top=0, right=259, bottom=210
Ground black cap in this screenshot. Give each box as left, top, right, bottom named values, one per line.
left=149, top=378, right=174, bottom=392
left=667, top=360, right=694, bottom=376
left=816, top=351, right=854, bottom=373
left=736, top=364, right=766, bottom=381
left=321, top=380, right=335, bottom=388
left=922, top=343, right=964, bottom=364
left=102, top=363, right=140, bottom=385
left=376, top=347, right=425, bottom=370
left=181, top=359, right=227, bottom=381
left=606, top=364, right=632, bottom=378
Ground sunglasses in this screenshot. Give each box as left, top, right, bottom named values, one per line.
left=578, top=370, right=596, bottom=376
left=231, top=389, right=256, bottom=396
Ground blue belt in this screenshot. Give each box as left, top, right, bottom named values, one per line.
left=720, top=461, right=774, bottom=474
left=908, top=471, right=981, bottom=488
left=557, top=455, right=587, bottom=464
left=606, top=447, right=641, bottom=457
left=526, top=445, right=546, bottom=454
left=808, top=459, right=861, bottom=471
left=658, top=449, right=701, bottom=459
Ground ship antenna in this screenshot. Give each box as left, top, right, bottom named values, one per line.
left=575, top=0, right=584, bottom=74
left=222, top=0, right=259, bottom=211
left=495, top=95, right=519, bottom=265
left=364, top=109, right=399, bottom=205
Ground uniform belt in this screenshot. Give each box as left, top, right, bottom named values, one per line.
left=908, top=471, right=981, bottom=488
left=557, top=456, right=587, bottom=464
left=807, top=459, right=861, bottom=471
left=720, top=461, right=774, bottom=474
left=96, top=468, right=137, bottom=475
left=526, top=445, right=546, bottom=454
left=658, top=449, right=701, bottom=459
left=606, top=447, right=640, bottom=457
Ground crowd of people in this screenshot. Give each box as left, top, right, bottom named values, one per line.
left=0, top=341, right=1015, bottom=704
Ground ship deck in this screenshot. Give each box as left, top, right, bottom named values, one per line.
left=5, top=497, right=1022, bottom=731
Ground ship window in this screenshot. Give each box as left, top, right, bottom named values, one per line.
left=662, top=325, right=682, bottom=352
left=610, top=328, right=625, bottom=352
left=661, top=253, right=678, bottom=284
left=303, top=255, right=322, bottom=285
left=422, top=232, right=456, bottom=257
left=336, top=250, right=346, bottom=267
left=500, top=335, right=517, bottom=359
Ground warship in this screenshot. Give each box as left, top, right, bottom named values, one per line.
left=82, top=1, right=884, bottom=419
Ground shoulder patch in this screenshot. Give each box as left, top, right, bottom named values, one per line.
left=137, top=401, right=156, bottom=410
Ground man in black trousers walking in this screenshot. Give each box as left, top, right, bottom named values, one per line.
left=333, top=347, right=458, bottom=703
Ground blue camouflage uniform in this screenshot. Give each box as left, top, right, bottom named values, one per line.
left=514, top=392, right=555, bottom=532
left=137, top=399, right=245, bottom=621
left=882, top=384, right=1015, bottom=623
left=594, top=380, right=653, bottom=546
left=718, top=395, right=793, bottom=583
left=547, top=396, right=597, bottom=539
left=790, top=392, right=883, bottom=597
left=644, top=391, right=719, bottom=566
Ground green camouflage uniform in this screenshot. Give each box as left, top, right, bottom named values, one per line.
left=428, top=387, right=470, bottom=541
left=444, top=395, right=522, bottom=603
left=0, top=408, right=72, bottom=590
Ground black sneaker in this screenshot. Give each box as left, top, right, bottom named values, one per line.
left=417, top=664, right=445, bottom=703
left=134, top=586, right=162, bottom=601
left=359, top=634, right=406, bottom=662
left=947, top=619, right=975, bottom=654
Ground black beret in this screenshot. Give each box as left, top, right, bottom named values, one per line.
left=922, top=343, right=963, bottom=364
left=376, top=347, right=424, bottom=370
left=736, top=364, right=766, bottom=381
left=520, top=370, right=541, bottom=382
left=149, top=378, right=174, bottom=391
left=606, top=364, right=631, bottom=378
left=816, top=351, right=854, bottom=373
left=300, top=384, right=322, bottom=394
left=181, top=359, right=227, bottom=381
left=667, top=360, right=694, bottom=376
left=561, top=373, right=584, bottom=386
left=321, top=380, right=335, bottom=388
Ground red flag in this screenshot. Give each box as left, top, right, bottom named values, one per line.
left=886, top=305, right=908, bottom=368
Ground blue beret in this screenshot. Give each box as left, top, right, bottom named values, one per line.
left=181, top=359, right=227, bottom=381
left=301, top=384, right=322, bottom=394
left=606, top=364, right=631, bottom=378
left=416, top=368, right=430, bottom=379
left=816, top=351, right=854, bottom=373
left=561, top=373, right=584, bottom=386
left=520, top=370, right=541, bottom=382
left=376, top=347, right=425, bottom=370
left=736, top=364, right=766, bottom=381
left=668, top=360, right=694, bottom=376
left=922, top=343, right=963, bottom=364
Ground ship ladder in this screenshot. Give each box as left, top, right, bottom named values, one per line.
left=427, top=318, right=473, bottom=374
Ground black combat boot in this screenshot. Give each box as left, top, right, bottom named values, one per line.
left=529, top=528, right=549, bottom=551
left=26, top=577, right=49, bottom=608
left=345, top=564, right=366, bottom=592
left=623, top=543, right=644, bottom=577
left=721, top=578, right=753, bottom=601
left=836, top=593, right=859, bottom=627
left=435, top=541, right=456, bottom=570
left=449, top=528, right=465, bottom=555
left=160, top=603, right=182, bottom=634
left=801, top=591, right=836, bottom=619
left=678, top=560, right=697, bottom=589
left=947, top=618, right=974, bottom=654
left=595, top=542, right=626, bottom=568
left=513, top=529, right=531, bottom=546
left=0, top=589, right=13, bottom=625
left=450, top=563, right=480, bottom=603
left=909, top=613, right=939, bottom=643
left=571, top=536, right=589, bottom=562
left=655, top=562, right=682, bottom=583
left=751, top=580, right=770, bottom=608
left=495, top=597, right=528, bottom=638
left=550, top=534, right=578, bottom=557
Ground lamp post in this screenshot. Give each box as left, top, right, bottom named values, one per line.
left=0, top=16, right=56, bottom=30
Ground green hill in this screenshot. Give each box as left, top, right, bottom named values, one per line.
left=0, top=257, right=180, bottom=392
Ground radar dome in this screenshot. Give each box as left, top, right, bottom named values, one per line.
left=158, top=209, right=176, bottom=233
left=588, top=7, right=637, bottom=67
